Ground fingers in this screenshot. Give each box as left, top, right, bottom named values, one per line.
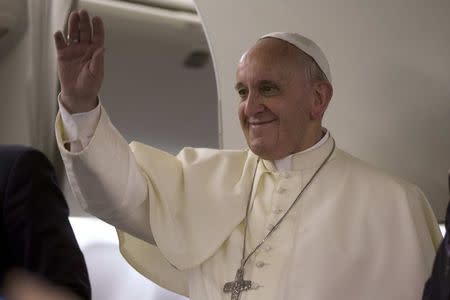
left=66, top=10, right=103, bottom=46
left=53, top=31, right=67, bottom=51
left=79, top=10, right=92, bottom=44
left=67, top=11, right=80, bottom=43
left=92, top=16, right=105, bottom=47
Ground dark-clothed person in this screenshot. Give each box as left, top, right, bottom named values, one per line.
left=0, top=145, right=91, bottom=299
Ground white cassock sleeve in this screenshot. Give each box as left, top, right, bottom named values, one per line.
left=57, top=97, right=156, bottom=245
left=56, top=102, right=191, bottom=296
left=55, top=103, right=255, bottom=297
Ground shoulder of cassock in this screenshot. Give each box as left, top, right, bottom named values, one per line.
left=325, top=149, right=442, bottom=251
left=117, top=141, right=260, bottom=294
left=130, top=141, right=258, bottom=267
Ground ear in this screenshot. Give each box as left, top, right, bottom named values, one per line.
left=310, top=81, right=333, bottom=120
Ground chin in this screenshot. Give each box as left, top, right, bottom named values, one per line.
left=248, top=141, right=277, bottom=160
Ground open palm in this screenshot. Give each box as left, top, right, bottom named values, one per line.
left=54, top=10, right=105, bottom=113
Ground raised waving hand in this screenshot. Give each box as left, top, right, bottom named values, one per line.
left=54, top=10, right=105, bottom=113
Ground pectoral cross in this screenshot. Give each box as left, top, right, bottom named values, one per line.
left=223, top=267, right=252, bottom=300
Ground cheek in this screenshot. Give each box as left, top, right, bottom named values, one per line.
left=238, top=103, right=246, bottom=125
left=279, top=108, right=305, bottom=135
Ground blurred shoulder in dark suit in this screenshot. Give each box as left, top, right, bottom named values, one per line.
left=0, top=145, right=91, bottom=300
left=423, top=173, right=450, bottom=300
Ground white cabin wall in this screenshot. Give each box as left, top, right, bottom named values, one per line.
left=0, top=0, right=73, bottom=159
left=0, top=37, right=31, bottom=145
left=194, top=0, right=450, bottom=220
left=0, top=1, right=31, bottom=146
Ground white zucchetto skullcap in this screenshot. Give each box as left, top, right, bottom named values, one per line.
left=260, top=32, right=332, bottom=82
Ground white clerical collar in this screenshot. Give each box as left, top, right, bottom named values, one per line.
left=274, top=130, right=330, bottom=172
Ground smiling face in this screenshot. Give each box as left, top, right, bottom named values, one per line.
left=236, top=38, right=331, bottom=160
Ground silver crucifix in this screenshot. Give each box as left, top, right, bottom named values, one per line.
left=223, top=267, right=252, bottom=300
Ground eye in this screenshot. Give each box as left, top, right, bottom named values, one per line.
left=260, top=84, right=278, bottom=94
left=237, top=88, right=248, bottom=100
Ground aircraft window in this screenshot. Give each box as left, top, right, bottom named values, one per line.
left=68, top=1, right=215, bottom=298
left=79, top=0, right=218, bottom=154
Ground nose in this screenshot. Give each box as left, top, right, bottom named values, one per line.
left=244, top=92, right=265, bottom=117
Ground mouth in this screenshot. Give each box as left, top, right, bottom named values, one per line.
left=248, top=119, right=276, bottom=127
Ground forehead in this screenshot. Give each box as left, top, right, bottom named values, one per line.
left=236, top=38, right=305, bottom=84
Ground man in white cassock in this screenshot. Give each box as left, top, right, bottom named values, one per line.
left=53, top=10, right=442, bottom=300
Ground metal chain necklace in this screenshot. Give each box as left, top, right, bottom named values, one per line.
left=223, top=139, right=336, bottom=300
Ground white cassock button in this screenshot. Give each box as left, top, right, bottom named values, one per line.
left=273, top=208, right=284, bottom=214
left=264, top=245, right=272, bottom=252
left=256, top=261, right=266, bottom=268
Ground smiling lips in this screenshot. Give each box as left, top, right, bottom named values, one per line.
left=248, top=119, right=276, bottom=127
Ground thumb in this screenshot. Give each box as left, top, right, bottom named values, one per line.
left=89, top=47, right=105, bottom=77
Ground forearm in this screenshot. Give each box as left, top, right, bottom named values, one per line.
left=55, top=102, right=154, bottom=244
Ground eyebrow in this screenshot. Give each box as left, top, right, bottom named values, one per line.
left=258, top=80, right=278, bottom=86
left=234, top=82, right=245, bottom=90
left=234, top=80, right=279, bottom=90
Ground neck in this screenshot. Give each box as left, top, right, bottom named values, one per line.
left=291, top=126, right=324, bottom=155
left=274, top=129, right=332, bottom=172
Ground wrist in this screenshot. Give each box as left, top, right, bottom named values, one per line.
left=60, top=94, right=98, bottom=114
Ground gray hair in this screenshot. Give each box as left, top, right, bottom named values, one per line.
left=300, top=52, right=330, bottom=84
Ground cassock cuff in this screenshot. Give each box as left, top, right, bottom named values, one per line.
left=57, top=93, right=101, bottom=148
